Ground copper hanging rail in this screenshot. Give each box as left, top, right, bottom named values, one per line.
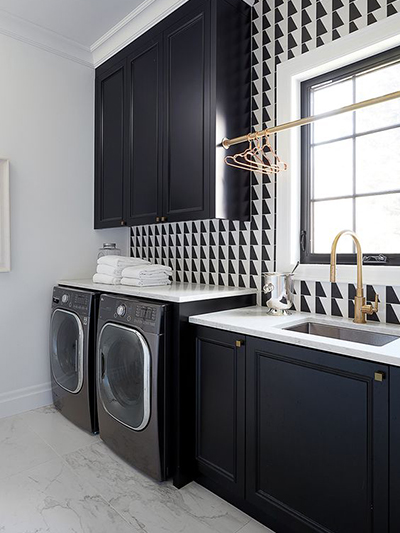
left=222, top=89, right=400, bottom=149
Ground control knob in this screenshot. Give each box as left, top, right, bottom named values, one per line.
left=61, top=294, right=69, bottom=304
left=116, top=304, right=126, bottom=317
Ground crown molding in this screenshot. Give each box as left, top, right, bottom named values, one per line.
left=0, top=0, right=251, bottom=69
left=91, top=0, right=189, bottom=68
left=90, top=0, right=157, bottom=52
left=0, top=10, right=93, bottom=68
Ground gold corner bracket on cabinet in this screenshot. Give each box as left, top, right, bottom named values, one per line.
left=374, top=371, right=386, bottom=382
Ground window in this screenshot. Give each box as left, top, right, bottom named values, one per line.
left=301, top=47, right=400, bottom=265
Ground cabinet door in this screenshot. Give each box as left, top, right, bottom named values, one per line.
left=163, top=5, right=211, bottom=222
left=246, top=337, right=389, bottom=533
left=390, top=366, right=400, bottom=533
left=95, top=61, right=126, bottom=228
left=126, top=36, right=163, bottom=226
left=195, top=327, right=245, bottom=498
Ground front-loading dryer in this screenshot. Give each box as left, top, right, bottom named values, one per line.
left=97, top=294, right=171, bottom=481
left=50, top=286, right=98, bottom=433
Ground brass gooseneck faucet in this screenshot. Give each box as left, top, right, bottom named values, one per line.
left=330, top=230, right=379, bottom=324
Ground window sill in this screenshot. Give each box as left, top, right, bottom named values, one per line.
left=294, top=264, right=400, bottom=287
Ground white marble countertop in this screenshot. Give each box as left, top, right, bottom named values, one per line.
left=58, top=279, right=257, bottom=304
left=189, top=306, right=400, bottom=367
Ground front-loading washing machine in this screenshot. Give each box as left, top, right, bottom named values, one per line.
left=97, top=294, right=171, bottom=481
left=50, top=286, right=99, bottom=433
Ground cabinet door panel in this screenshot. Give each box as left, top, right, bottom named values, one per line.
left=246, top=338, right=389, bottom=533
left=163, top=7, right=210, bottom=221
left=127, top=37, right=163, bottom=226
left=95, top=62, right=125, bottom=228
left=390, top=366, right=400, bottom=533
left=195, top=327, right=245, bottom=498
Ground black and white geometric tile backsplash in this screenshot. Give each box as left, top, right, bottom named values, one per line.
left=131, top=0, right=400, bottom=324
left=293, top=281, right=400, bottom=325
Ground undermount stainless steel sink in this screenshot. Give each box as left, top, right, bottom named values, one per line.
left=284, top=322, right=400, bottom=347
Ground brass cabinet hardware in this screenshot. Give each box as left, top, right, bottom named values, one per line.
left=161, top=217, right=167, bottom=222
left=156, top=217, right=160, bottom=222
left=235, top=340, right=245, bottom=348
left=374, top=371, right=386, bottom=382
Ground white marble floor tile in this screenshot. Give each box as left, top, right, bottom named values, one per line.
left=18, top=405, right=98, bottom=455
left=237, top=519, right=276, bottom=533
left=0, top=458, right=137, bottom=533
left=0, top=415, right=58, bottom=481
left=65, top=441, right=251, bottom=533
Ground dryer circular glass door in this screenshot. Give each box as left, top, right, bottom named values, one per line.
left=98, top=324, right=151, bottom=431
left=50, top=309, right=84, bottom=394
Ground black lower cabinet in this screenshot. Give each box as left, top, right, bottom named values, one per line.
left=246, top=337, right=389, bottom=533
left=194, top=327, right=390, bottom=533
left=195, top=327, right=245, bottom=498
left=390, top=366, right=400, bottom=533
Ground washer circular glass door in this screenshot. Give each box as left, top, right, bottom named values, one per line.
left=50, top=309, right=84, bottom=394
left=98, top=323, right=151, bottom=431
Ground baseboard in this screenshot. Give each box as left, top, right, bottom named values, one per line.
left=0, top=382, right=53, bottom=419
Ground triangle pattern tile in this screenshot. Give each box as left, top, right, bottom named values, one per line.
left=301, top=295, right=315, bottom=313
left=316, top=296, right=329, bottom=314
left=386, top=286, right=400, bottom=304
left=128, top=0, right=396, bottom=306
left=386, top=303, right=400, bottom=324
left=368, top=0, right=386, bottom=22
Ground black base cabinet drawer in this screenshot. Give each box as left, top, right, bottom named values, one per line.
left=195, top=327, right=391, bottom=533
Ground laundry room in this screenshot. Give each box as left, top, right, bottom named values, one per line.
left=1, top=0, right=400, bottom=532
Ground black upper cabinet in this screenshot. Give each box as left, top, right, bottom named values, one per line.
left=163, top=8, right=210, bottom=222
left=126, top=36, right=163, bottom=226
left=94, top=0, right=250, bottom=228
left=95, top=61, right=126, bottom=228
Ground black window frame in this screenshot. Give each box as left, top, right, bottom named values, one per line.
left=300, top=45, right=400, bottom=266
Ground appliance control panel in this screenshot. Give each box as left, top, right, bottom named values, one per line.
left=52, top=287, right=91, bottom=314
left=71, top=292, right=90, bottom=312
left=99, top=295, right=166, bottom=334
left=135, top=305, right=157, bottom=322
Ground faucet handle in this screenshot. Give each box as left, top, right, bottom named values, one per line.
left=372, top=293, right=379, bottom=313
left=362, top=293, right=379, bottom=316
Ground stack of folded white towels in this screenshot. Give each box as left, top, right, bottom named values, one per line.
left=93, top=255, right=172, bottom=287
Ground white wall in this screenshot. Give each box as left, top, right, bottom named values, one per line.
left=0, top=33, right=128, bottom=418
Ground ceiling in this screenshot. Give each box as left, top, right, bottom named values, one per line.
left=0, top=0, right=147, bottom=48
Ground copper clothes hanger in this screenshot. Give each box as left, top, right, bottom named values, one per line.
left=244, top=135, right=287, bottom=173
left=224, top=134, right=287, bottom=175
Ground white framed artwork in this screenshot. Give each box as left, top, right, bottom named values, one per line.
left=0, top=159, right=10, bottom=272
